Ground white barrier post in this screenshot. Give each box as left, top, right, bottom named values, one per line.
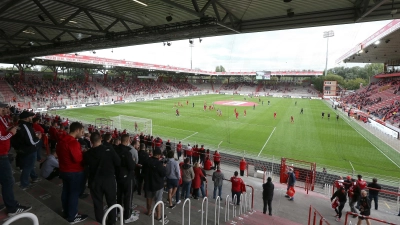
left=232, top=194, right=237, bottom=218
left=4, top=213, right=39, bottom=225
left=201, top=197, right=208, bottom=225
left=225, top=195, right=230, bottom=222
left=248, top=192, right=253, bottom=212
left=102, top=204, right=123, bottom=225
left=239, top=193, right=244, bottom=215
left=182, top=198, right=191, bottom=225
left=244, top=193, right=248, bottom=213
left=152, top=201, right=165, bottom=225
left=215, top=196, right=221, bottom=225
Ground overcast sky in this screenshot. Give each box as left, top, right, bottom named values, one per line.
left=79, top=20, right=390, bottom=72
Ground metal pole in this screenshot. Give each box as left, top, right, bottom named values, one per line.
left=324, top=37, right=329, bottom=76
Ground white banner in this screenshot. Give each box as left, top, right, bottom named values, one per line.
left=369, top=119, right=399, bottom=139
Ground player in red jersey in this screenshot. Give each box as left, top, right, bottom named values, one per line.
left=274, top=112, right=277, bottom=119
left=176, top=109, right=180, bottom=116
left=209, top=105, right=212, bottom=110
left=234, top=108, right=237, bottom=114
left=244, top=109, right=247, bottom=117
left=235, top=112, right=239, bottom=120
left=186, top=100, right=189, bottom=105
left=291, top=116, right=294, bottom=123
left=203, top=104, right=207, bottom=111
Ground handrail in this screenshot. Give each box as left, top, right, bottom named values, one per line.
left=102, top=204, right=123, bottom=225
left=344, top=211, right=397, bottom=225
left=214, top=196, right=221, bottom=225
left=225, top=195, right=230, bottom=222
left=201, top=197, right=208, bottom=225
left=182, top=198, right=191, bottom=225
left=307, top=205, right=330, bottom=225
left=151, top=201, right=165, bottom=225
left=3, top=213, right=39, bottom=225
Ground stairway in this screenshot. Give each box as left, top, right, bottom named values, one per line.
left=255, top=82, right=263, bottom=93
left=0, top=80, right=22, bottom=102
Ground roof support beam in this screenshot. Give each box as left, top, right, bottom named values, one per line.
left=211, top=1, right=221, bottom=21
left=120, top=20, right=131, bottom=31
left=67, top=32, right=78, bottom=40
left=355, top=0, right=390, bottom=22
left=158, top=0, right=204, bottom=17
left=60, top=8, right=83, bottom=26
left=32, top=0, right=59, bottom=25
left=0, top=0, right=23, bottom=16
left=214, top=1, right=240, bottom=22
left=192, top=0, right=200, bottom=12
left=31, top=26, right=50, bottom=42
left=84, top=10, right=104, bottom=31
left=105, top=19, right=120, bottom=32
left=200, top=0, right=212, bottom=14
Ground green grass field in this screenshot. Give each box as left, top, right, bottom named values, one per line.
left=52, top=95, right=400, bottom=178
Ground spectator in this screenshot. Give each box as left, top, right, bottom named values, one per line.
left=192, top=162, right=204, bottom=199
left=136, top=143, right=149, bottom=196
left=199, top=145, right=206, bottom=165
left=367, top=178, right=381, bottom=210
left=355, top=175, right=367, bottom=209
left=40, top=149, right=59, bottom=180
left=199, top=165, right=207, bottom=198
left=239, top=157, right=246, bottom=176
left=285, top=167, right=296, bottom=201
left=0, top=102, right=32, bottom=216
left=115, top=134, right=137, bottom=223
left=56, top=122, right=88, bottom=223
left=185, top=144, right=192, bottom=164
left=143, top=148, right=167, bottom=221
left=166, top=150, right=180, bottom=209
left=212, top=165, right=224, bottom=200
left=204, top=157, right=212, bottom=170
left=348, top=178, right=358, bottom=217
left=357, top=190, right=371, bottom=225
left=129, top=139, right=139, bottom=164
left=230, top=171, right=245, bottom=205
left=331, top=187, right=347, bottom=222
left=32, top=117, right=44, bottom=162
left=84, top=132, right=121, bottom=225
left=344, top=175, right=352, bottom=191
left=176, top=141, right=182, bottom=160
left=262, top=177, right=274, bottom=216
left=213, top=150, right=220, bottom=169
left=181, top=158, right=194, bottom=199
left=15, top=111, right=41, bottom=190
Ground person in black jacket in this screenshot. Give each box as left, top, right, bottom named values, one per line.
left=84, top=132, right=120, bottom=225
left=331, top=187, right=347, bottom=222
left=357, top=190, right=371, bottom=225
left=143, top=148, right=167, bottom=221
left=15, top=111, right=41, bottom=190
left=367, top=178, right=381, bottom=210
left=136, top=143, right=149, bottom=196
left=262, top=177, right=274, bottom=216
left=115, top=134, right=137, bottom=223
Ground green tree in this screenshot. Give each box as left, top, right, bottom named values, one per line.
left=215, top=65, right=226, bottom=72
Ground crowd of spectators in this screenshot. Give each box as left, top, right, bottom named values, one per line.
left=97, top=78, right=175, bottom=95
left=168, top=81, right=199, bottom=92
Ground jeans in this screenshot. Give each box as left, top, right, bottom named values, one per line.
left=200, top=182, right=206, bottom=197
left=182, top=181, right=192, bottom=199
left=349, top=198, right=358, bottom=213
left=0, top=157, right=18, bottom=212
left=232, top=191, right=241, bottom=205
left=60, top=171, right=84, bottom=221
left=20, top=152, right=38, bottom=188
left=213, top=185, right=222, bottom=199
left=369, top=194, right=378, bottom=210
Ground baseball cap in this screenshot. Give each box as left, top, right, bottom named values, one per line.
left=0, top=102, right=8, bottom=108
left=19, top=111, right=35, bottom=119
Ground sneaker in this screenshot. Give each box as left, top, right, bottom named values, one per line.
left=168, top=204, right=176, bottom=209
left=68, top=214, right=88, bottom=224
left=157, top=215, right=167, bottom=222
left=335, top=218, right=340, bottom=222
left=124, top=214, right=139, bottom=223
left=20, top=185, right=34, bottom=191
left=288, top=197, right=294, bottom=201
left=284, top=195, right=290, bottom=198
left=0, top=204, right=5, bottom=212
left=8, top=204, right=32, bottom=216
left=79, top=193, right=89, bottom=199
left=176, top=200, right=181, bottom=204
left=31, top=178, right=41, bottom=183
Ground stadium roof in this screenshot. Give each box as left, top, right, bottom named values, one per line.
left=336, top=19, right=400, bottom=64
left=34, top=53, right=323, bottom=76
left=1, top=0, right=400, bottom=63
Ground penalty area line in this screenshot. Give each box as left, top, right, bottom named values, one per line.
left=257, top=127, right=276, bottom=157
left=182, top=132, right=198, bottom=141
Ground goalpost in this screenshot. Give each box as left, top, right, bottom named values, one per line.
left=110, top=115, right=152, bottom=135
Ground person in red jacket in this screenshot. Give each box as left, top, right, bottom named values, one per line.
left=56, top=122, right=88, bottom=224
left=176, top=141, right=182, bottom=160
left=239, top=157, right=247, bottom=176
left=230, top=171, right=245, bottom=205
left=213, top=150, right=220, bottom=169
left=48, top=121, right=58, bottom=150
left=192, top=162, right=205, bottom=199
left=204, top=157, right=212, bottom=170
left=0, top=102, right=32, bottom=216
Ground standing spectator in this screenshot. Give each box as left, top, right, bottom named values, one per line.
left=331, top=187, right=347, bottom=222
left=185, top=144, right=192, bottom=164
left=166, top=150, right=180, bottom=209
left=40, top=149, right=59, bottom=180
left=48, top=122, right=59, bottom=149
left=355, top=175, right=367, bottom=209
left=192, top=162, right=204, bottom=199
left=143, top=148, right=167, bottom=221
left=213, top=150, right=220, bottom=169
left=129, top=139, right=139, bottom=164
left=212, top=166, right=224, bottom=200
left=176, top=141, right=182, bottom=160
left=137, top=143, right=149, bottom=196
left=344, top=175, right=352, bottom=191
left=239, top=157, right=246, bottom=176
left=357, top=190, right=371, bottom=225
left=181, top=158, right=194, bottom=199
left=199, top=165, right=207, bottom=198
left=56, top=122, right=88, bottom=223
left=262, top=177, right=274, bottom=216
left=0, top=102, right=32, bottom=216
left=15, top=111, right=41, bottom=190
left=115, top=134, right=137, bottom=223
left=84, top=132, right=121, bottom=225
left=199, top=145, right=206, bottom=165
left=348, top=178, right=358, bottom=217
left=230, top=171, right=244, bottom=205
left=285, top=167, right=296, bottom=201
left=32, top=118, right=44, bottom=162
left=367, top=178, right=381, bottom=210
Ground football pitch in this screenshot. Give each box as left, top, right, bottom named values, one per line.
left=52, top=94, right=400, bottom=178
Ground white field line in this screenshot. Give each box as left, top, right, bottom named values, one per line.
left=182, top=132, right=199, bottom=141
left=257, top=127, right=276, bottom=157
left=153, top=124, right=196, bottom=133
left=218, top=141, right=223, bottom=148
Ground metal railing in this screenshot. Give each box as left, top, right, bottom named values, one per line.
left=3, top=213, right=39, bottom=225
left=224, top=195, right=230, bottom=222
left=344, top=211, right=397, bottom=225
left=307, top=205, right=330, bottom=225
left=102, top=204, right=123, bottom=225
left=201, top=197, right=208, bottom=225
left=182, top=198, right=191, bottom=225
left=232, top=194, right=237, bottom=218
left=151, top=201, right=165, bottom=225
left=214, top=196, right=221, bottom=225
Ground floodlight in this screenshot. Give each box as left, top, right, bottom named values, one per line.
left=167, top=42, right=171, bottom=46
left=189, top=39, right=193, bottom=44
left=374, top=40, right=380, bottom=45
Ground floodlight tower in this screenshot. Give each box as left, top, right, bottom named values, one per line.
left=189, top=39, right=194, bottom=69
left=323, top=30, right=334, bottom=76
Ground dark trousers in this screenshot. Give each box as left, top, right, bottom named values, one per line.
left=60, top=171, right=85, bottom=221
left=200, top=157, right=205, bottom=165
left=20, top=152, right=38, bottom=188
left=214, top=161, right=220, bottom=169
left=369, top=194, right=378, bottom=210
left=263, top=199, right=272, bottom=215
left=177, top=151, right=182, bottom=160
left=45, top=168, right=60, bottom=180
left=117, top=177, right=133, bottom=220
left=0, top=157, right=18, bottom=212
left=136, top=175, right=144, bottom=195
left=240, top=170, right=244, bottom=176
left=36, top=140, right=43, bottom=161
left=193, top=156, right=199, bottom=163
left=335, top=202, right=345, bottom=218
left=80, top=168, right=88, bottom=196
left=232, top=191, right=241, bottom=205
left=90, top=177, right=117, bottom=224
left=193, top=188, right=199, bottom=198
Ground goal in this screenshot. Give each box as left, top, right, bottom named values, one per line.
left=110, top=115, right=152, bottom=135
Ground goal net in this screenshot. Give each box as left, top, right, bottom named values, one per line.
left=110, top=115, right=152, bottom=135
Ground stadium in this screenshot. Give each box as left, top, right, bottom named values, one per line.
left=0, top=1, right=399, bottom=225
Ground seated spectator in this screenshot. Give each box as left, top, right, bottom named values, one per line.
left=40, top=149, right=59, bottom=180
